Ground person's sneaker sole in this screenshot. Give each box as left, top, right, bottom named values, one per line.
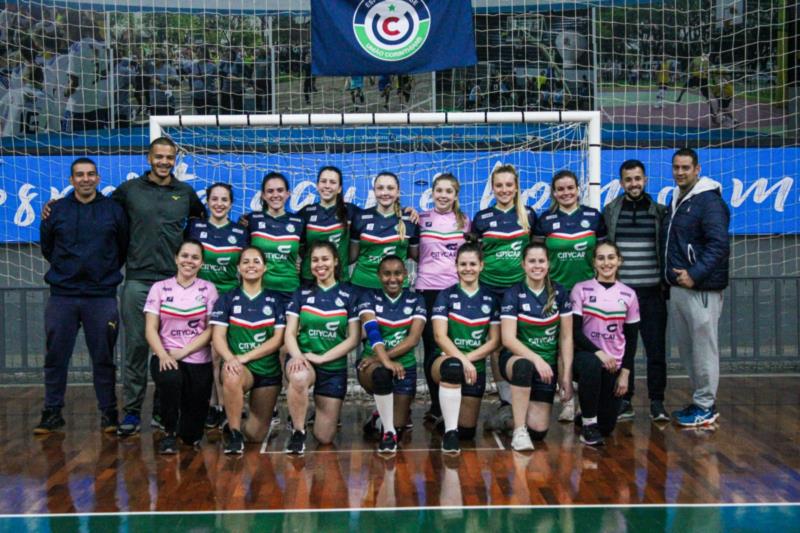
left=580, top=436, right=604, bottom=446
left=33, top=426, right=64, bottom=435
left=676, top=412, right=720, bottom=427
left=650, top=412, right=670, bottom=422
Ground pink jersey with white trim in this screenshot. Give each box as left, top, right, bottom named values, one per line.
left=415, top=209, right=470, bottom=290
left=570, top=279, right=640, bottom=369
left=144, top=277, right=219, bottom=364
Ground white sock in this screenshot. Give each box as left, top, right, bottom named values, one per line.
left=497, top=380, right=512, bottom=404
left=374, top=393, right=395, bottom=434
left=583, top=416, right=598, bottom=426
left=438, top=386, right=462, bottom=432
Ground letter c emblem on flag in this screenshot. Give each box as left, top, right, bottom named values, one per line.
left=353, top=0, right=431, bottom=62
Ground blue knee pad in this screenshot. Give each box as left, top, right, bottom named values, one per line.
left=528, top=428, right=548, bottom=441
left=457, top=425, right=476, bottom=440
left=439, top=358, right=464, bottom=385
left=510, top=358, right=534, bottom=387
left=371, top=366, right=394, bottom=395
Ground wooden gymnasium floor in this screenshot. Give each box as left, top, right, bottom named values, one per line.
left=0, top=376, right=798, bottom=532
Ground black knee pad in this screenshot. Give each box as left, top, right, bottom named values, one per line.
left=457, top=425, right=476, bottom=440
left=528, top=428, right=548, bottom=441
left=371, top=366, right=394, bottom=396
left=509, top=358, right=534, bottom=387
left=439, top=358, right=464, bottom=385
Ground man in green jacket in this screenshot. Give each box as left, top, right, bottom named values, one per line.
left=114, top=137, right=206, bottom=436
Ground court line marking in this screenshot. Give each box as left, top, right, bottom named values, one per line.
left=258, top=446, right=505, bottom=455
left=492, top=431, right=505, bottom=450
left=1, top=502, right=798, bottom=519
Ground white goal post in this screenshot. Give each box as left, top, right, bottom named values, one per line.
left=149, top=111, right=603, bottom=209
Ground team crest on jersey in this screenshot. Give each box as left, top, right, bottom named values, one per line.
left=263, top=305, right=273, bottom=316
left=481, top=304, right=490, bottom=314
left=489, top=221, right=497, bottom=228
left=453, top=302, right=461, bottom=310
left=403, top=306, right=412, bottom=315
left=581, top=220, right=590, bottom=228
left=258, top=222, right=266, bottom=229
left=287, top=223, right=296, bottom=232
left=376, top=305, right=384, bottom=313
left=307, top=297, right=315, bottom=303
left=522, top=303, right=530, bottom=311
left=366, top=223, right=374, bottom=230
left=335, top=297, right=345, bottom=307
left=234, top=305, right=242, bottom=313
left=200, top=232, right=208, bottom=238
left=228, top=236, right=237, bottom=244
left=310, top=215, right=318, bottom=222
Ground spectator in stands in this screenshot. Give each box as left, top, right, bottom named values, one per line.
left=253, top=47, right=271, bottom=113
left=191, top=47, right=218, bottom=116
left=35, top=157, right=128, bottom=435
left=302, top=47, right=314, bottom=105
left=220, top=47, right=245, bottom=113
left=148, top=51, right=179, bottom=116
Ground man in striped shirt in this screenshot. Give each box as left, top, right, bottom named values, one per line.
left=602, top=160, right=669, bottom=422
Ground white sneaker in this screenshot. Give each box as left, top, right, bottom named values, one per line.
left=511, top=426, right=534, bottom=451
left=558, top=397, right=576, bottom=422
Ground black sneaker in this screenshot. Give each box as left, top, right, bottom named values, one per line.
left=650, top=400, right=670, bottom=422
left=117, top=413, right=141, bottom=437
left=270, top=408, right=280, bottom=429
left=580, top=424, right=604, bottom=446
left=441, top=429, right=460, bottom=455
left=101, top=409, right=118, bottom=434
left=33, top=408, right=65, bottom=435
left=224, top=429, right=245, bottom=455
left=378, top=431, right=398, bottom=455
left=363, top=410, right=380, bottom=435
left=285, top=430, right=306, bottom=455
left=159, top=433, right=178, bottom=455
left=205, top=406, right=224, bottom=429
left=617, top=399, right=634, bottom=421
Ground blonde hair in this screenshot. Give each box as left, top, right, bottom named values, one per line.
left=549, top=169, right=580, bottom=213
left=432, top=173, right=467, bottom=230
left=491, top=164, right=529, bottom=232
left=375, top=172, right=405, bottom=241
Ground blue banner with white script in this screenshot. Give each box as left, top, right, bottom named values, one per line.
left=0, top=148, right=797, bottom=243
left=311, top=0, right=477, bottom=75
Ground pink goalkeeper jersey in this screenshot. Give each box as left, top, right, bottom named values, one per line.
left=144, top=277, right=219, bottom=364
left=570, top=279, right=640, bottom=369
left=415, top=209, right=470, bottom=290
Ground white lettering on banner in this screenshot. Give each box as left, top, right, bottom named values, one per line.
left=0, top=189, right=6, bottom=206
left=290, top=180, right=316, bottom=212
left=101, top=185, right=115, bottom=196
left=420, top=188, right=433, bottom=211
left=49, top=185, right=73, bottom=201
left=14, top=184, right=37, bottom=227
left=731, top=177, right=792, bottom=212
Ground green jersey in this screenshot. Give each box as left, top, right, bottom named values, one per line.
left=246, top=211, right=303, bottom=292
left=472, top=205, right=536, bottom=288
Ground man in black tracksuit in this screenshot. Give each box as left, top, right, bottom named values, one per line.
left=36, top=158, right=129, bottom=434
left=113, top=137, right=206, bottom=436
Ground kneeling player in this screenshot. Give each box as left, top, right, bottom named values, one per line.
left=357, top=255, right=426, bottom=454
left=431, top=243, right=500, bottom=455
left=210, top=247, right=285, bottom=455
left=499, top=242, right=574, bottom=451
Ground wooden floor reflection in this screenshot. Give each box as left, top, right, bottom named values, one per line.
left=1, top=376, right=798, bottom=514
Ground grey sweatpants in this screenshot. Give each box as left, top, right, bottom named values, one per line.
left=121, top=279, right=154, bottom=416
left=667, top=286, right=724, bottom=409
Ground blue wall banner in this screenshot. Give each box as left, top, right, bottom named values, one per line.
left=0, top=148, right=796, bottom=243
left=311, top=0, right=477, bottom=75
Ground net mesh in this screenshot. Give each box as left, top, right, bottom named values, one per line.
left=0, top=0, right=797, bottom=289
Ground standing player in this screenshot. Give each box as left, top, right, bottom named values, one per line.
left=187, top=182, right=248, bottom=428
left=298, top=166, right=360, bottom=284
left=349, top=172, right=419, bottom=292
left=144, top=239, right=218, bottom=454
left=675, top=53, right=716, bottom=122
left=499, top=242, right=573, bottom=451
left=211, top=247, right=286, bottom=455
left=35, top=158, right=128, bottom=434
left=471, top=164, right=536, bottom=431
left=415, top=173, right=470, bottom=423
left=378, top=75, right=392, bottom=110
left=345, top=76, right=365, bottom=111
left=0, top=63, right=48, bottom=136
left=65, top=35, right=110, bottom=132
left=571, top=241, right=640, bottom=446
left=356, top=255, right=426, bottom=454
left=534, top=169, right=606, bottom=422
left=244, top=172, right=303, bottom=310
left=283, top=242, right=361, bottom=455
left=431, top=243, right=501, bottom=454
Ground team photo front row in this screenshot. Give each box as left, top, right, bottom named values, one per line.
left=35, top=140, right=730, bottom=458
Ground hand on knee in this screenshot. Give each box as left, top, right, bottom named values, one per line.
left=288, top=369, right=311, bottom=390
left=509, top=358, right=534, bottom=387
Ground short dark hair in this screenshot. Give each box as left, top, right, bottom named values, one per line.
left=70, top=157, right=97, bottom=176
left=618, top=159, right=646, bottom=179
left=148, top=136, right=178, bottom=154
left=672, top=148, right=699, bottom=166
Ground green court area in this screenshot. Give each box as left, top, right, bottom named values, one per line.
left=1, top=504, right=797, bottom=533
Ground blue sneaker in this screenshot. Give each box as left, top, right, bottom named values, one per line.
left=675, top=405, right=719, bottom=427
left=671, top=404, right=697, bottom=419
left=117, top=413, right=141, bottom=437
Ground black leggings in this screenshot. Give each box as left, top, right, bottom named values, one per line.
left=573, top=350, right=621, bottom=436
left=150, top=357, right=213, bottom=444
left=420, top=289, right=442, bottom=415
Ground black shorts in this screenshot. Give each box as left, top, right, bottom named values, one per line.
left=356, top=359, right=418, bottom=397
left=462, top=370, right=486, bottom=398
left=498, top=350, right=558, bottom=404
left=313, top=367, right=348, bottom=399
left=251, top=371, right=282, bottom=390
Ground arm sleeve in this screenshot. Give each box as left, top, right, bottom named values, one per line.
left=209, top=292, right=231, bottom=326
left=143, top=282, right=162, bottom=315
left=572, top=314, right=601, bottom=353
left=39, top=206, right=55, bottom=262
left=621, top=322, right=639, bottom=371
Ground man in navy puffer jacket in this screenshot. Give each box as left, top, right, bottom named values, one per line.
left=663, top=148, right=730, bottom=427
